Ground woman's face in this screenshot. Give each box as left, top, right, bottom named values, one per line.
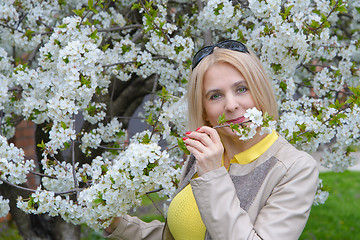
left=202, top=62, right=256, bottom=137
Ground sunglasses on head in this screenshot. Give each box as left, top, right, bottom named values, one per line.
left=191, top=40, right=249, bottom=70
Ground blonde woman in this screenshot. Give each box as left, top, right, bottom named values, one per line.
left=104, top=40, right=319, bottom=240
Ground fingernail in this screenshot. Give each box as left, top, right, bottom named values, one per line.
left=182, top=137, right=188, bottom=141
left=185, top=131, right=191, bottom=135
left=196, top=127, right=201, bottom=131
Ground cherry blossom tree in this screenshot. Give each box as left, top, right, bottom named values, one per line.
left=0, top=0, right=359, bottom=239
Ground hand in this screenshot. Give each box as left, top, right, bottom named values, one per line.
left=184, top=126, right=224, bottom=176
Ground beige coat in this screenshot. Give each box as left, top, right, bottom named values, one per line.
left=104, top=135, right=319, bottom=240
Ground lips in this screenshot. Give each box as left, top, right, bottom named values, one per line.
left=227, top=116, right=245, bottom=124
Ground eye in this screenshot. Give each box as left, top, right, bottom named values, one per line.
left=236, top=86, right=248, bottom=93
left=210, top=93, right=221, bottom=100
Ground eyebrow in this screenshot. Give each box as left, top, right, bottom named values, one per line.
left=205, top=80, right=248, bottom=97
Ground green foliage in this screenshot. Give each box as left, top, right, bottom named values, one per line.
left=141, top=133, right=151, bottom=144
left=88, top=29, right=99, bottom=40
left=24, top=29, right=35, bottom=40
left=279, top=81, right=287, bottom=93
left=73, top=8, right=85, bottom=17
left=217, top=113, right=227, bottom=125
left=37, top=140, right=46, bottom=150
left=177, top=137, right=190, bottom=155
left=157, top=87, right=171, bottom=101
left=300, top=171, right=360, bottom=239
left=213, top=3, right=224, bottom=16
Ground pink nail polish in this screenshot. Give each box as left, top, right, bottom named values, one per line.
left=185, top=131, right=191, bottom=135
left=196, top=127, right=201, bottom=131
left=182, top=137, right=188, bottom=141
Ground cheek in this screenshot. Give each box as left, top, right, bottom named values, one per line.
left=204, top=106, right=222, bottom=125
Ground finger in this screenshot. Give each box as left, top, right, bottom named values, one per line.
left=183, top=137, right=207, bottom=153
left=186, top=131, right=213, bottom=146
left=195, top=126, right=222, bottom=144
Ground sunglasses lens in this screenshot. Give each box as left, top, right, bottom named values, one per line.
left=191, top=46, right=213, bottom=70
left=191, top=40, right=249, bottom=70
left=216, top=40, right=248, bottom=53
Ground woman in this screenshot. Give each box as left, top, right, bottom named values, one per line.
left=103, top=40, right=319, bottom=240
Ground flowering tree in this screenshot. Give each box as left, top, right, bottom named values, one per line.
left=0, top=0, right=359, bottom=238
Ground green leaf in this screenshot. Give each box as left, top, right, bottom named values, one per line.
left=177, top=137, right=190, bottom=155
left=146, top=112, right=154, bottom=125
left=57, top=23, right=68, bottom=28
left=337, top=5, right=347, bottom=13
left=102, top=44, right=110, bottom=51
left=37, top=140, right=46, bottom=150
left=329, top=99, right=345, bottom=110
left=54, top=39, right=61, bottom=47
left=88, top=0, right=93, bottom=9
left=72, top=8, right=85, bottom=17
left=110, top=176, right=115, bottom=184
left=131, top=3, right=140, bottom=10
left=157, top=87, right=170, bottom=100
left=141, top=133, right=151, bottom=144
left=280, top=81, right=287, bottom=93
left=60, top=121, right=67, bottom=129
left=101, top=165, right=108, bottom=174
left=88, top=29, right=99, bottom=40
left=64, top=142, right=70, bottom=149
left=24, top=29, right=35, bottom=40
left=214, top=3, right=224, bottom=15
left=217, top=113, right=227, bottom=125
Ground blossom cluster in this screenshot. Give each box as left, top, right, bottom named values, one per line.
left=80, top=118, right=127, bottom=156
left=0, top=136, right=35, bottom=185
left=17, top=131, right=181, bottom=230
left=313, top=179, right=329, bottom=206
left=0, top=196, right=10, bottom=218
left=233, top=107, right=277, bottom=141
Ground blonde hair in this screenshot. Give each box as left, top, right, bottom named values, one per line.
left=187, top=48, right=278, bottom=131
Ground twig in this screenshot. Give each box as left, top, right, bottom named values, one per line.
left=80, top=0, right=102, bottom=25
left=139, top=0, right=171, bottom=42
left=97, top=24, right=142, bottom=32
left=149, top=99, right=166, bottom=140
left=304, top=0, right=339, bottom=33
left=213, top=120, right=252, bottom=129
left=1, top=177, right=84, bottom=195
left=0, top=23, right=25, bottom=33
left=50, top=154, right=69, bottom=171
left=145, top=188, right=165, bottom=218
left=146, top=188, right=164, bottom=194
left=102, top=56, right=168, bottom=69
left=71, top=114, right=79, bottom=197
left=97, top=145, right=126, bottom=151
left=0, top=177, right=37, bottom=193
left=29, top=171, right=57, bottom=179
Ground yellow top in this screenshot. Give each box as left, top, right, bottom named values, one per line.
left=167, top=131, right=278, bottom=239
left=226, top=130, right=279, bottom=166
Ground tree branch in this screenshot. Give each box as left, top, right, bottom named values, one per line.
left=102, top=56, right=168, bottom=68
left=196, top=0, right=213, bottom=45
left=0, top=177, right=84, bottom=195
left=97, top=24, right=143, bottom=32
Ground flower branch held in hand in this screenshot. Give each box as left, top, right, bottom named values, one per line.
left=178, top=107, right=277, bottom=155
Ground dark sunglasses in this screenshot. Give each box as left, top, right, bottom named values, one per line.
left=191, top=40, right=249, bottom=70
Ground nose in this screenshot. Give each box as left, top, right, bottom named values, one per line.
left=224, top=94, right=239, bottom=112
